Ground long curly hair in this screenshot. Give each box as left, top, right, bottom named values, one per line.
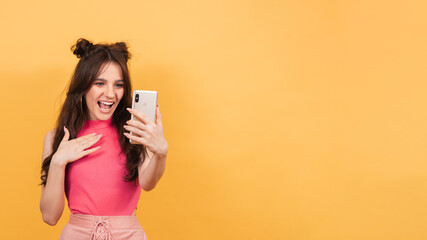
left=40, top=38, right=146, bottom=186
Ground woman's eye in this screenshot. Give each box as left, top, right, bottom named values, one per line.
left=115, top=84, right=124, bottom=88
left=95, top=82, right=104, bottom=86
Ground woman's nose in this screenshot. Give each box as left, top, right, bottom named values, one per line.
left=104, top=85, right=114, bottom=98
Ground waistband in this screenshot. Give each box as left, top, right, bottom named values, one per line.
left=68, top=214, right=142, bottom=240
left=69, top=214, right=142, bottom=229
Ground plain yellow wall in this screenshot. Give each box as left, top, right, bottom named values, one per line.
left=1, top=0, right=426, bottom=239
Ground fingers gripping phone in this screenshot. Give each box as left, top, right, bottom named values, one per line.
left=130, top=90, right=158, bottom=142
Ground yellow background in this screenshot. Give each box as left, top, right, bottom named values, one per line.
left=0, top=0, right=426, bottom=239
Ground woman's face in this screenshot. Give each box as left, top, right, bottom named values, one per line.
left=84, top=61, right=125, bottom=121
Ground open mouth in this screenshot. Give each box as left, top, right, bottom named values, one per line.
left=97, top=101, right=115, bottom=111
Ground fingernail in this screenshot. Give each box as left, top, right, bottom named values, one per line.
left=92, top=132, right=97, bottom=135
left=127, top=108, right=132, bottom=111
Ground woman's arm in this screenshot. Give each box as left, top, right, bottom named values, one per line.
left=138, top=150, right=167, bottom=191
left=40, top=129, right=66, bottom=226
left=124, top=105, right=168, bottom=191
left=40, top=128, right=101, bottom=225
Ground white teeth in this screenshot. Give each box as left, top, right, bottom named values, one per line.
left=99, top=101, right=114, bottom=106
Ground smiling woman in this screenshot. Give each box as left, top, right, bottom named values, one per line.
left=85, top=62, right=125, bottom=121
left=39, top=38, right=168, bottom=240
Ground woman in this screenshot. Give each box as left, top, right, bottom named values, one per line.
left=40, top=38, right=168, bottom=239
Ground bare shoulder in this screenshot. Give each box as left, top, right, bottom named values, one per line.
left=42, top=128, right=57, bottom=161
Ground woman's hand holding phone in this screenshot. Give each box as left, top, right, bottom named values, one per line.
left=51, top=127, right=102, bottom=167
left=124, top=106, right=168, bottom=157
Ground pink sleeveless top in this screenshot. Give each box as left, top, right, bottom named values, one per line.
left=65, top=117, right=141, bottom=216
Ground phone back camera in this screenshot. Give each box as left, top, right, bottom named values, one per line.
left=135, top=94, right=139, bottom=102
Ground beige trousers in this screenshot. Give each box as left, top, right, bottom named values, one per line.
left=59, top=214, right=148, bottom=240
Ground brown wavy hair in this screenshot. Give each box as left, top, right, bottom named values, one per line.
left=41, top=38, right=146, bottom=186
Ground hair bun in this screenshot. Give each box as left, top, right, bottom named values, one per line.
left=113, top=42, right=131, bottom=61
left=71, top=38, right=94, bottom=58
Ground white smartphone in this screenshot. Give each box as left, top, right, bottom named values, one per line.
left=130, top=90, right=158, bottom=142
left=131, top=90, right=158, bottom=123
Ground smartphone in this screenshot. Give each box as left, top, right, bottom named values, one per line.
left=130, top=90, right=158, bottom=142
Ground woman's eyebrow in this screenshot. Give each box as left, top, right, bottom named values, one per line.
left=94, top=78, right=124, bottom=82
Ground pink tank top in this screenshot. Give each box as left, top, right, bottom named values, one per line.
left=65, top=117, right=141, bottom=216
